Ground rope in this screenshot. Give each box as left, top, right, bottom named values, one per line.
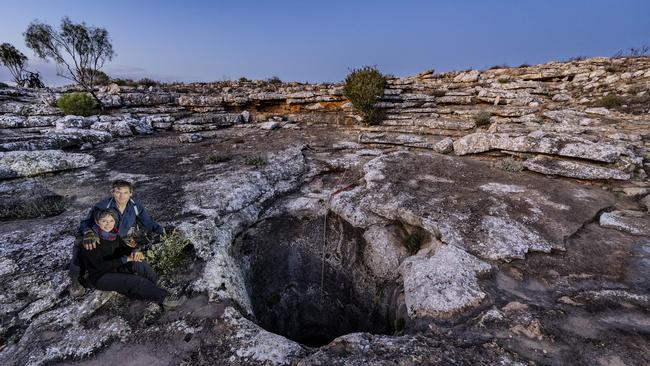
left=320, top=210, right=327, bottom=303
left=319, top=168, right=353, bottom=304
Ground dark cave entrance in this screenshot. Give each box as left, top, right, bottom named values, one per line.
left=234, top=214, right=397, bottom=347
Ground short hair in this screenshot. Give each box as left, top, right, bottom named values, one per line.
left=111, top=180, right=134, bottom=193
left=94, top=208, right=118, bottom=223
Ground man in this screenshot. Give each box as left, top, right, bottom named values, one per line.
left=70, top=180, right=164, bottom=297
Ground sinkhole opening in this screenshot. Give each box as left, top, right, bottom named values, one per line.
left=234, top=214, right=398, bottom=347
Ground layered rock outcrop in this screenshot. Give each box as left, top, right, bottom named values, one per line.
left=1, top=57, right=649, bottom=365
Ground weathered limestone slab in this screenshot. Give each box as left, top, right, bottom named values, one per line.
left=362, top=225, right=404, bottom=281
left=0, top=129, right=112, bottom=152
left=0, top=115, right=58, bottom=128
left=453, top=132, right=634, bottom=163
left=411, top=117, right=475, bottom=130
left=0, top=150, right=95, bottom=179
left=220, top=307, right=306, bottom=365
left=119, top=92, right=175, bottom=106
left=523, top=156, right=631, bottom=180
left=453, top=70, right=480, bottom=82
left=359, top=132, right=443, bottom=149
left=335, top=151, right=615, bottom=261
left=178, top=95, right=224, bottom=107
left=400, top=245, right=491, bottom=319
left=599, top=210, right=650, bottom=235
left=175, top=113, right=243, bottom=125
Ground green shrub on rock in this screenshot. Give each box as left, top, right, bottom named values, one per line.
left=403, top=232, right=423, bottom=255
left=343, top=66, right=387, bottom=125
left=593, top=94, right=625, bottom=108
left=146, top=229, right=190, bottom=275
left=57, top=92, right=97, bottom=116
left=473, top=111, right=492, bottom=126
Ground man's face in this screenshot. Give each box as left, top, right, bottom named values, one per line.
left=112, top=186, right=132, bottom=205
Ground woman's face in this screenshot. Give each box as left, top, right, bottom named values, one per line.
left=96, top=215, right=116, bottom=232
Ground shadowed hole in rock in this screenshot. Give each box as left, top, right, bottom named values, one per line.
left=234, top=214, right=399, bottom=347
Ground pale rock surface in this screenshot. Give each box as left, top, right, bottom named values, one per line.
left=222, top=307, right=306, bottom=366
left=599, top=210, right=650, bottom=235
left=400, top=245, right=491, bottom=319
left=180, top=146, right=308, bottom=312
left=453, top=132, right=636, bottom=164
left=434, top=137, right=455, bottom=153
left=523, top=156, right=631, bottom=180
left=453, top=70, right=480, bottom=83
left=362, top=225, right=404, bottom=281
left=351, top=151, right=613, bottom=260
left=259, top=121, right=281, bottom=130
left=0, top=150, right=95, bottom=179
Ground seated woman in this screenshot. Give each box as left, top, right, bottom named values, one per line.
left=80, top=208, right=185, bottom=309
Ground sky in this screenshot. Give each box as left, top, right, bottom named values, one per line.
left=1, top=0, right=649, bottom=86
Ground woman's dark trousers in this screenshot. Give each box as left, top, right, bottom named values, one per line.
left=93, top=261, right=167, bottom=302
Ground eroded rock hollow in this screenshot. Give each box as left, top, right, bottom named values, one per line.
left=234, top=214, right=399, bottom=347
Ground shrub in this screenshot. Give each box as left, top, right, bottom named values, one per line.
left=0, top=196, right=67, bottom=220
left=78, top=68, right=110, bottom=86
left=267, top=76, right=282, bottom=85
left=343, top=66, right=387, bottom=125
left=402, top=232, right=423, bottom=255
left=111, top=78, right=137, bottom=87
left=593, top=94, right=625, bottom=108
left=493, top=157, right=524, bottom=172
left=24, top=71, right=44, bottom=88
left=613, top=45, right=649, bottom=58
left=239, top=76, right=251, bottom=83
left=566, top=56, right=586, bottom=62
left=432, top=89, right=446, bottom=97
left=473, top=111, right=492, bottom=126
left=605, top=65, right=624, bottom=73
left=245, top=156, right=267, bottom=167
left=57, top=92, right=97, bottom=116
left=145, top=229, right=189, bottom=275
left=206, top=154, right=230, bottom=164
left=497, top=77, right=510, bottom=84
left=138, top=78, right=159, bottom=87
left=0, top=82, right=8, bottom=88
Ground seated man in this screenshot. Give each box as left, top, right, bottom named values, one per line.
left=70, top=179, right=164, bottom=297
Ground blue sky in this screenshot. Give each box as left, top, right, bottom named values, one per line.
left=1, top=0, right=649, bottom=85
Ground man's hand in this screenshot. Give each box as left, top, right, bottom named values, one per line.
left=82, top=229, right=99, bottom=250
left=126, top=236, right=137, bottom=248
left=128, top=251, right=144, bottom=262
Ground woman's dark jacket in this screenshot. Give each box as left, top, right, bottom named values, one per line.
left=80, top=236, right=134, bottom=283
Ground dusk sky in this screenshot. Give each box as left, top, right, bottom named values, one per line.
left=1, top=0, right=649, bottom=85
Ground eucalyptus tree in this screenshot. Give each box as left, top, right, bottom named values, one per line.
left=0, top=43, right=29, bottom=86
left=24, top=17, right=114, bottom=107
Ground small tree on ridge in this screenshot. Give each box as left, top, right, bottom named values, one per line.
left=0, top=43, right=29, bottom=86
left=24, top=17, right=114, bottom=108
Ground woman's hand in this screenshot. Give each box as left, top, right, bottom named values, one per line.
left=128, top=251, right=145, bottom=262
left=82, top=229, right=99, bottom=250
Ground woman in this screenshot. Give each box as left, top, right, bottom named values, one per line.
left=80, top=208, right=185, bottom=309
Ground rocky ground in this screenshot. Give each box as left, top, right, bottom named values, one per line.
left=1, top=57, right=649, bottom=365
